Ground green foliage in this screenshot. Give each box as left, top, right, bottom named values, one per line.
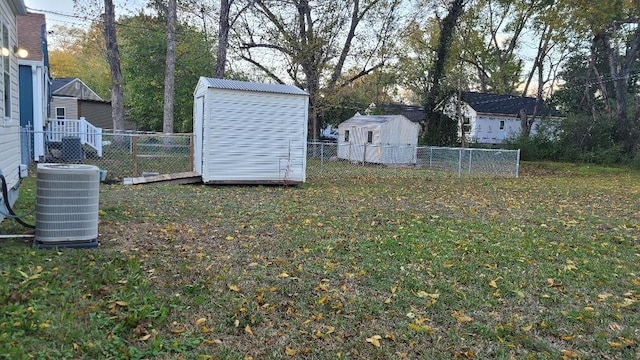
left=48, top=24, right=111, bottom=100
left=505, top=114, right=635, bottom=165
left=119, top=14, right=215, bottom=132
left=421, top=113, right=459, bottom=146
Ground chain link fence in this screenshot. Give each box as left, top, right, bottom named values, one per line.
left=20, top=129, right=519, bottom=182
left=307, top=142, right=520, bottom=179
left=21, top=129, right=193, bottom=182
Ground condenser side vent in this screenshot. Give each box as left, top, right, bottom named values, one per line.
left=35, top=163, right=100, bottom=248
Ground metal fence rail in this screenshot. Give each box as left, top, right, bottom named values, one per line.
left=20, top=129, right=519, bottom=182
left=307, top=142, right=520, bottom=179
left=21, top=129, right=193, bottom=181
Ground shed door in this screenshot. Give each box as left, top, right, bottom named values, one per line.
left=194, top=96, right=205, bottom=174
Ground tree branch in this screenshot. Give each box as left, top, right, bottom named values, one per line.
left=239, top=54, right=286, bottom=84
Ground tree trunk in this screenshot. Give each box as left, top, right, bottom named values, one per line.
left=422, top=0, right=464, bottom=134
left=216, top=0, right=231, bottom=78
left=163, top=0, right=177, bottom=134
left=103, top=0, right=125, bottom=132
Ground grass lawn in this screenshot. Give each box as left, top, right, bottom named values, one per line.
left=1, top=162, right=639, bottom=359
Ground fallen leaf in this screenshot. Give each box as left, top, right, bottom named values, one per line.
left=560, top=349, right=580, bottom=359
left=608, top=341, right=623, bottom=348
left=597, top=292, right=613, bottom=301
left=277, top=272, right=290, bottom=278
left=452, top=309, right=473, bottom=324
left=366, top=335, right=382, bottom=347
left=408, top=323, right=433, bottom=333
left=245, top=325, right=253, bottom=335
left=489, top=280, right=498, bottom=288
left=139, top=334, right=151, bottom=341
left=285, top=347, right=297, bottom=356
left=521, top=324, right=533, bottom=332
left=228, top=284, right=240, bottom=292
left=195, top=317, right=207, bottom=326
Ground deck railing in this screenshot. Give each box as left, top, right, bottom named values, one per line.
left=45, top=117, right=103, bottom=157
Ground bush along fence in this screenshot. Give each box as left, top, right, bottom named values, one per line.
left=20, top=129, right=520, bottom=182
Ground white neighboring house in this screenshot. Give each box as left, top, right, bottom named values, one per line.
left=337, top=113, right=420, bottom=164
left=193, top=77, right=309, bottom=184
left=0, top=0, right=28, bottom=223
left=443, top=92, right=561, bottom=144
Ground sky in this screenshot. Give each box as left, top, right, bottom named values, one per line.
left=23, top=0, right=90, bottom=28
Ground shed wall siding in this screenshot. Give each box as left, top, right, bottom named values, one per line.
left=202, top=88, right=307, bottom=182
left=337, top=116, right=418, bottom=164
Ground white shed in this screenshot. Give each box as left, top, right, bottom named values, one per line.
left=193, top=77, right=309, bottom=184
left=337, top=114, right=420, bottom=164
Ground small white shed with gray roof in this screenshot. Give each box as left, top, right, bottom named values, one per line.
left=193, top=77, right=309, bottom=184
left=337, top=113, right=420, bottom=164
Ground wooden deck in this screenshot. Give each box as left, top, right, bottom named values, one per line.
left=123, top=171, right=202, bottom=185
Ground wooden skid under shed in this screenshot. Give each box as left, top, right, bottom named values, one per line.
left=123, top=171, right=202, bottom=185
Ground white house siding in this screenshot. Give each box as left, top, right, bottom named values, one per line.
left=201, top=88, right=308, bottom=183
left=0, top=0, right=27, bottom=223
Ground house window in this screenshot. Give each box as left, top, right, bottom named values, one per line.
left=344, top=130, right=350, bottom=142
left=56, top=107, right=66, bottom=119
left=2, top=23, right=10, bottom=122
left=367, top=131, right=373, bottom=143
left=499, top=120, right=505, bottom=130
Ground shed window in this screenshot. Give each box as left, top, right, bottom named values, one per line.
left=344, top=130, right=350, bottom=142
left=367, top=131, right=373, bottom=143
left=499, top=120, right=505, bottom=130
left=56, top=107, right=66, bottom=119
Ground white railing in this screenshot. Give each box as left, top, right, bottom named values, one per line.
left=45, top=117, right=103, bottom=157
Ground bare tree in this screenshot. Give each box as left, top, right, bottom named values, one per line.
left=216, top=0, right=255, bottom=78
left=103, top=0, right=125, bottom=131
left=163, top=0, right=177, bottom=134
left=216, top=0, right=231, bottom=78
left=237, top=0, right=404, bottom=140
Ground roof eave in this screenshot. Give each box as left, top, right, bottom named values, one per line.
left=11, top=0, right=27, bottom=15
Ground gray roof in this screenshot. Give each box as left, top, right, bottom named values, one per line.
left=202, top=77, right=308, bottom=96
left=51, top=78, right=74, bottom=93
left=341, top=114, right=411, bottom=126
left=462, top=92, right=560, bottom=117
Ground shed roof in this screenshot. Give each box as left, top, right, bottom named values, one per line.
left=341, top=114, right=411, bottom=126
left=201, top=77, right=308, bottom=96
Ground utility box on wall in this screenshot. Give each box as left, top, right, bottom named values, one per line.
left=193, top=77, right=309, bottom=184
